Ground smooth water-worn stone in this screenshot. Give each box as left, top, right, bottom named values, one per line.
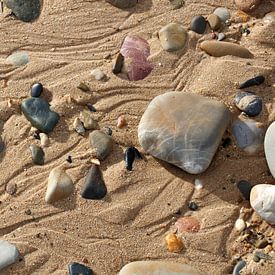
left=264, top=122, right=275, bottom=178
left=106, top=0, right=137, bottom=9
left=30, top=144, right=44, bottom=165
left=234, top=92, right=262, bottom=117
left=190, top=15, right=207, bottom=34
left=21, top=98, right=60, bottom=134
left=235, top=218, right=246, bottom=232
left=213, top=7, right=230, bottom=22
left=81, top=165, right=107, bottom=200
left=175, top=216, right=200, bottom=233
left=45, top=167, right=74, bottom=203
left=250, top=184, right=275, bottom=224
left=237, top=180, right=252, bottom=200
left=89, top=130, right=113, bottom=160
left=4, top=0, right=41, bottom=22
left=39, top=133, right=49, bottom=147
left=0, top=240, right=19, bottom=270
left=6, top=51, right=29, bottom=67
left=31, top=83, right=43, bottom=97
left=217, top=33, right=225, bottom=41
left=138, top=92, right=230, bottom=174
left=232, top=118, right=264, bottom=154
left=158, top=23, right=188, bottom=52
left=80, top=110, right=97, bottom=130
left=235, top=0, right=262, bottom=12
left=68, top=262, right=93, bottom=275
left=239, top=75, right=265, bottom=89
left=119, top=261, right=203, bottom=275
left=207, top=14, right=221, bottom=31
left=200, top=41, right=253, bottom=58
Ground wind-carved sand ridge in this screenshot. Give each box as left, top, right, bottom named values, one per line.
left=0, top=0, right=275, bottom=274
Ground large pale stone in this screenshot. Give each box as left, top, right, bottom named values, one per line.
left=264, top=122, right=275, bottom=178
left=0, top=240, right=19, bottom=270
left=138, top=92, right=230, bottom=174
left=119, top=261, right=203, bottom=275
left=250, top=184, right=275, bottom=225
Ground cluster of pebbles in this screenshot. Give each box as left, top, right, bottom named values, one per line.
left=0, top=0, right=274, bottom=274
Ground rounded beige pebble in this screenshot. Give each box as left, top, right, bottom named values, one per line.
left=40, top=133, right=49, bottom=147
left=235, top=218, right=246, bottom=232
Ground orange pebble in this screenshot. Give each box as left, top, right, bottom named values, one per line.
left=165, top=233, right=184, bottom=253
left=117, top=115, right=127, bottom=128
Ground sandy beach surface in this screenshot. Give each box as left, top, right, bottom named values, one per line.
left=0, top=0, right=274, bottom=274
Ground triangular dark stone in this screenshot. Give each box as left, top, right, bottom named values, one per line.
left=81, top=165, right=107, bottom=200
left=68, top=262, right=93, bottom=275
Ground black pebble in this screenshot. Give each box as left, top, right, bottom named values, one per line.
left=124, top=147, right=141, bottom=171
left=87, top=103, right=96, bottom=112
left=190, top=15, right=207, bottom=34
left=222, top=137, right=231, bottom=148
left=81, top=165, right=107, bottom=200
left=68, top=262, right=93, bottom=275
left=188, top=201, right=198, bottom=211
left=236, top=180, right=252, bottom=200
left=33, top=131, right=40, bottom=140
left=31, top=83, right=43, bottom=97
left=112, top=53, right=124, bottom=74
left=239, top=75, right=265, bottom=89
left=66, top=155, right=73, bottom=163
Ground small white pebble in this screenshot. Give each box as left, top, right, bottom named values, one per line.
left=40, top=133, right=50, bottom=147
left=194, top=179, right=204, bottom=190
left=91, top=68, right=106, bottom=81
left=235, top=218, right=246, bottom=232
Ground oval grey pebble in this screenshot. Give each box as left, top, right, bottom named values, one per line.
left=232, top=260, right=246, bottom=275
left=217, top=33, right=225, bottom=41
left=30, top=144, right=44, bottom=165
left=190, top=15, right=207, bottom=34
left=6, top=51, right=29, bottom=67
left=214, top=7, right=230, bottom=22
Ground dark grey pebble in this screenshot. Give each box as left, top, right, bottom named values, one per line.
left=21, top=97, right=60, bottom=133
left=30, top=145, right=44, bottom=165
left=234, top=92, right=262, bottom=117
left=66, top=155, right=72, bottom=163
left=68, top=262, right=93, bottom=275
left=239, top=75, right=265, bottom=89
left=105, top=127, right=112, bottom=136
left=190, top=15, right=207, bottom=34
left=87, top=103, right=96, bottom=112
left=232, top=260, right=246, bottom=275
left=0, top=138, right=5, bottom=153
left=106, top=0, right=137, bottom=9
left=222, top=137, right=231, bottom=148
left=188, top=201, right=198, bottom=211
left=31, top=83, right=43, bottom=97
left=4, top=0, right=42, bottom=22
left=236, top=180, right=252, bottom=200
left=124, top=146, right=141, bottom=171
left=254, top=251, right=272, bottom=260
left=81, top=165, right=107, bottom=200
left=112, top=53, right=124, bottom=74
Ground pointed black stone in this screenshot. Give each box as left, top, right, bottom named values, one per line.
left=239, top=75, right=265, bottom=89
left=236, top=180, right=252, bottom=200
left=21, top=98, right=60, bottom=133
left=81, top=165, right=107, bottom=200
left=68, top=262, right=93, bottom=275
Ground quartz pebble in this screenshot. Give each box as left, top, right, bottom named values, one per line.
left=234, top=92, right=262, bottom=117
left=200, top=41, right=253, bottom=58
left=80, top=110, right=97, bottom=130
left=73, top=117, right=85, bottom=135
left=234, top=0, right=262, bottom=12
left=138, top=92, right=230, bottom=174
left=119, top=261, right=203, bottom=275
left=175, top=216, right=200, bottom=233
left=30, top=144, right=44, bottom=165
left=91, top=68, right=106, bottom=81
left=207, top=14, right=221, bottom=31
left=6, top=51, right=29, bottom=67
left=250, top=184, right=275, bottom=225
left=190, top=15, right=207, bottom=34
left=31, top=83, right=43, bottom=97
left=264, top=122, right=275, bottom=177
left=39, top=133, right=49, bottom=147
left=68, top=262, right=93, bottom=275
left=158, top=23, right=188, bottom=52
left=235, top=218, right=246, bottom=232
left=165, top=233, right=184, bottom=253
left=194, top=179, right=204, bottom=190
left=213, top=7, right=230, bottom=22
left=0, top=240, right=19, bottom=271
left=45, top=167, right=74, bottom=203
left=81, top=165, right=107, bottom=200
left=106, top=0, right=137, bottom=9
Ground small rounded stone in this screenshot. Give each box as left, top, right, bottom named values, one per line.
left=165, top=233, right=184, bottom=253
left=213, top=7, right=230, bottom=22
left=175, top=216, right=200, bottom=233
left=6, top=183, right=17, bottom=195
left=207, top=14, right=221, bottom=31
left=117, top=115, right=127, bottom=128
left=188, top=201, right=198, bottom=211
left=31, top=83, right=43, bottom=97
left=234, top=0, right=262, bottom=12
left=264, top=122, right=275, bottom=178
left=190, top=15, right=207, bottom=34
left=29, top=144, right=44, bottom=165
left=106, top=0, right=137, bottom=9
left=217, top=33, right=225, bottom=41
left=235, top=92, right=262, bottom=117
left=234, top=218, right=246, bottom=232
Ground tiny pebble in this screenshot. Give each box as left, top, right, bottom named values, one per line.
left=87, top=103, right=96, bottom=112
left=236, top=180, right=252, bottom=200
left=239, top=75, right=265, bottom=89
left=217, top=33, right=226, bottom=41
left=188, top=201, right=198, bottom=211
left=117, top=115, right=127, bottom=128
left=165, top=233, right=184, bottom=253
left=29, top=144, right=45, bottom=165
left=112, top=53, right=124, bottom=74
left=190, top=15, right=207, bottom=34
left=25, top=209, right=31, bottom=215
left=194, top=179, right=204, bottom=190
left=105, top=127, right=112, bottom=136
left=66, top=156, right=73, bottom=163
left=73, top=117, right=85, bottom=135
left=77, top=82, right=90, bottom=92
left=6, top=183, right=17, bottom=195
left=31, top=83, right=43, bottom=97
left=91, top=68, right=106, bottom=81
left=234, top=218, right=246, bottom=232
left=39, top=133, right=49, bottom=147
left=255, top=238, right=268, bottom=249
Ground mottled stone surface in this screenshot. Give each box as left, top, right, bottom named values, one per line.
left=138, top=92, right=230, bottom=174
left=264, top=121, right=275, bottom=178
left=0, top=240, right=19, bottom=270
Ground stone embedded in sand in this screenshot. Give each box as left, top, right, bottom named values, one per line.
left=89, top=130, right=113, bottom=160
left=4, top=0, right=41, bottom=22
left=81, top=165, right=107, bottom=200
left=239, top=75, right=265, bottom=89
left=190, top=15, right=207, bottom=34
left=68, top=262, right=93, bottom=275
left=232, top=118, right=264, bottom=154
left=6, top=182, right=17, bottom=195
left=138, top=92, right=230, bottom=174
left=165, top=233, right=184, bottom=253
left=117, top=115, right=127, bottom=128
left=119, top=261, right=203, bottom=275
left=106, top=0, right=137, bottom=9
left=0, top=240, right=19, bottom=270
left=213, top=7, right=230, bottom=22
left=45, top=167, right=74, bottom=203
left=250, top=184, right=275, bottom=225
left=234, top=0, right=262, bottom=12
left=80, top=110, right=97, bottom=130
left=21, top=98, right=60, bottom=134
left=207, top=14, right=221, bottom=31
left=264, top=122, right=275, bottom=178
left=29, top=144, right=44, bottom=165
left=200, top=41, right=253, bottom=58
left=175, top=216, right=200, bottom=233
left=91, top=68, right=106, bottom=81
left=233, top=260, right=246, bottom=275
left=73, top=117, right=85, bottom=135
left=159, top=23, right=188, bottom=52
left=6, top=51, right=29, bottom=67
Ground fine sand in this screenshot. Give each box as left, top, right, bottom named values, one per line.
left=0, top=0, right=275, bottom=274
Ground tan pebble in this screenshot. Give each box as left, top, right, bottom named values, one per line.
left=77, top=82, right=90, bottom=92
left=39, top=133, right=49, bottom=147
left=6, top=182, right=17, bottom=195
left=235, top=218, right=246, bottom=232
left=91, top=158, right=100, bottom=165
left=29, top=127, right=38, bottom=135
left=264, top=245, right=273, bottom=253
left=73, top=117, right=85, bottom=135
left=79, top=110, right=97, bottom=130
left=117, top=115, right=127, bottom=128
left=165, top=233, right=184, bottom=253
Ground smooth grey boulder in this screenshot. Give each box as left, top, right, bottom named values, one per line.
left=264, top=121, right=275, bottom=178
left=0, top=240, right=19, bottom=271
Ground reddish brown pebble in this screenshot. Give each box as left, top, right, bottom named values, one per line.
left=117, top=115, right=127, bottom=128
left=82, top=257, right=89, bottom=264
left=175, top=216, right=200, bottom=233
left=6, top=183, right=17, bottom=195
left=165, top=233, right=184, bottom=253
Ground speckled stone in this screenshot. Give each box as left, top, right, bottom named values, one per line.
left=0, top=240, right=19, bottom=270
left=207, top=14, right=221, bottom=31
left=190, top=15, right=207, bottom=34
left=213, top=7, right=230, bottom=22
left=264, top=122, right=275, bottom=178
left=106, top=0, right=137, bottom=9
left=158, top=23, right=188, bottom=52
left=235, top=0, right=262, bottom=12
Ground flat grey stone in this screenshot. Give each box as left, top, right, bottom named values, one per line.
left=0, top=240, right=19, bottom=270
left=6, top=52, right=29, bottom=67
left=138, top=92, right=230, bottom=174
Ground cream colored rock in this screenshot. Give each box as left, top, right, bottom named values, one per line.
left=45, top=167, right=74, bottom=203
left=39, top=133, right=49, bottom=147
left=264, top=122, right=275, bottom=178
left=235, top=218, right=246, bottom=232
left=250, top=184, right=275, bottom=225
left=119, top=261, right=203, bottom=275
